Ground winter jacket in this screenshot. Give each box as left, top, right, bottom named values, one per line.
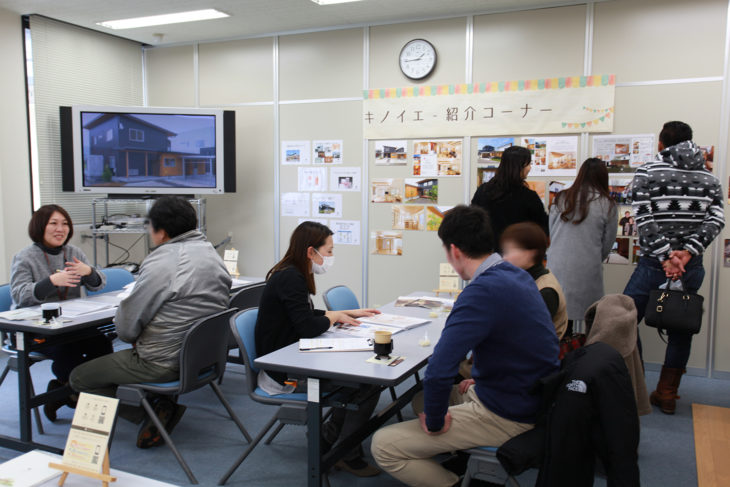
left=115, top=230, right=231, bottom=368
left=631, top=141, right=724, bottom=261
left=585, top=294, right=651, bottom=416
left=536, top=342, right=640, bottom=487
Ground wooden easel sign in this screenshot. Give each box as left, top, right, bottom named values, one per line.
left=49, top=393, right=120, bottom=487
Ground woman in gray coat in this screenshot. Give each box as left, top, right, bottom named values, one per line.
left=547, top=158, right=618, bottom=325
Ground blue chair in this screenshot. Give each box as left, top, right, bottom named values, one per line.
left=219, top=308, right=311, bottom=485
left=227, top=282, right=266, bottom=364
left=322, top=285, right=360, bottom=311
left=461, top=446, right=520, bottom=487
left=87, top=268, right=135, bottom=296
left=323, top=285, right=404, bottom=422
left=116, top=309, right=251, bottom=484
left=0, top=284, right=45, bottom=434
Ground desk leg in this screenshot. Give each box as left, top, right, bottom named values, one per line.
left=15, top=332, right=32, bottom=443
left=307, top=378, right=322, bottom=487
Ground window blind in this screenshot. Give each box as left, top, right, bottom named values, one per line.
left=29, top=15, right=144, bottom=223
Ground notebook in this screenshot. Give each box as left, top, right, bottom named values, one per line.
left=299, top=338, right=373, bottom=352
left=357, top=313, right=430, bottom=330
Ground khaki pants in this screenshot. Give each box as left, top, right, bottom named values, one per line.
left=371, top=386, right=532, bottom=487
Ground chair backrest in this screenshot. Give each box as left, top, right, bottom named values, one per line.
left=178, top=308, right=237, bottom=393
left=229, top=282, right=266, bottom=310
left=87, top=268, right=135, bottom=296
left=230, top=308, right=260, bottom=394
left=0, top=285, right=12, bottom=313
left=323, top=285, right=360, bottom=311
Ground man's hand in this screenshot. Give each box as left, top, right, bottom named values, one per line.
left=458, top=379, right=475, bottom=395
left=418, top=412, right=452, bottom=436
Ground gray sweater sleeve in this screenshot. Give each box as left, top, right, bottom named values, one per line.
left=10, top=253, right=46, bottom=307
left=114, top=250, right=173, bottom=344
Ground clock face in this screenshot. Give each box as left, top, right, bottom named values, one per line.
left=399, top=39, right=437, bottom=80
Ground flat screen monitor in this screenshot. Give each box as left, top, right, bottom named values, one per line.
left=60, top=106, right=236, bottom=195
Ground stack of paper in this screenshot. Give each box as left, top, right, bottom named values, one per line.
left=358, top=313, right=430, bottom=330
left=299, top=338, right=373, bottom=352
left=395, top=296, right=454, bottom=312
left=0, top=309, right=41, bottom=321
left=60, top=300, right=115, bottom=318
left=0, top=450, right=61, bottom=486
left=327, top=313, right=430, bottom=340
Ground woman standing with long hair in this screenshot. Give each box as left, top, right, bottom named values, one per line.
left=547, top=158, right=618, bottom=325
left=471, top=146, right=548, bottom=249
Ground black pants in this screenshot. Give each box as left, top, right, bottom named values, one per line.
left=44, top=334, right=114, bottom=383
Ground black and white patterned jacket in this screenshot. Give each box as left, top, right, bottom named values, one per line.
left=630, top=141, right=724, bottom=261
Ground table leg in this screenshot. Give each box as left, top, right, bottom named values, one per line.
left=307, top=378, right=322, bottom=487
left=15, top=332, right=32, bottom=443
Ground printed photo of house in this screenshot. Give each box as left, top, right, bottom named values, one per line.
left=477, top=137, right=513, bottom=166
left=375, top=140, right=408, bottom=165
left=371, top=178, right=404, bottom=203
left=548, top=150, right=577, bottom=171
left=82, top=112, right=216, bottom=188
left=371, top=231, right=403, bottom=256
left=426, top=206, right=453, bottom=231
left=404, top=178, right=438, bottom=203
left=392, top=205, right=425, bottom=231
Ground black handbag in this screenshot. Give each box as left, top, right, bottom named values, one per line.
left=644, top=279, right=704, bottom=335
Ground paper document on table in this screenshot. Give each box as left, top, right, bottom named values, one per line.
left=231, top=278, right=253, bottom=288
left=358, top=313, right=430, bottom=330
left=395, top=296, right=454, bottom=311
left=328, top=322, right=407, bottom=339
left=0, top=450, right=62, bottom=486
left=60, top=300, right=115, bottom=318
left=299, top=338, right=373, bottom=352
left=116, top=281, right=135, bottom=300
left=0, top=309, right=42, bottom=321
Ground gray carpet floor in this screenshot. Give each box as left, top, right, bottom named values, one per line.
left=0, top=351, right=727, bottom=487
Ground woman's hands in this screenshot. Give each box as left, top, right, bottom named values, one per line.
left=325, top=308, right=381, bottom=327
left=49, top=271, right=81, bottom=288
left=64, top=257, right=93, bottom=277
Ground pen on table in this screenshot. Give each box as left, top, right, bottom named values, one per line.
left=301, top=346, right=333, bottom=351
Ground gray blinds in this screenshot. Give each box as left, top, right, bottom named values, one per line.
left=29, top=15, right=144, bottom=222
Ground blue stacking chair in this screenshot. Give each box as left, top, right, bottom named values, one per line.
left=116, top=309, right=251, bottom=484
left=323, top=285, right=404, bottom=422
left=227, top=282, right=267, bottom=364
left=87, top=268, right=135, bottom=296
left=461, top=446, right=520, bottom=486
left=219, top=308, right=311, bottom=485
left=0, top=284, right=45, bottom=434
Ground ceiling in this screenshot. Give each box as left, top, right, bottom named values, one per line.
left=0, top=0, right=599, bottom=45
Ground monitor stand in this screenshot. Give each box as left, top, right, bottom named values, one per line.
left=105, top=194, right=196, bottom=200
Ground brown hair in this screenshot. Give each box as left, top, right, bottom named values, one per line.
left=28, top=204, right=73, bottom=246
left=500, top=222, right=548, bottom=266
left=554, top=158, right=613, bottom=224
left=267, top=221, right=333, bottom=294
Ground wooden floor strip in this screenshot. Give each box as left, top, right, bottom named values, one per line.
left=693, top=403, right=730, bottom=487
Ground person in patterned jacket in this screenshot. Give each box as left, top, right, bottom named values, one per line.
left=624, top=121, right=724, bottom=415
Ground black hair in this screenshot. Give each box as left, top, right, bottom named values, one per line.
left=478, top=145, right=532, bottom=201
left=659, top=121, right=693, bottom=148
left=437, top=205, right=494, bottom=258
left=148, top=196, right=198, bottom=239
left=28, top=204, right=73, bottom=246
left=269, top=221, right=334, bottom=294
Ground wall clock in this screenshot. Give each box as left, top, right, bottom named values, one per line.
left=399, top=39, right=437, bottom=80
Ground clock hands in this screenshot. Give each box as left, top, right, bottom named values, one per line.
left=403, top=53, right=426, bottom=63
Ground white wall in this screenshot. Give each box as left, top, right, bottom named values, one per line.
left=0, top=7, right=32, bottom=283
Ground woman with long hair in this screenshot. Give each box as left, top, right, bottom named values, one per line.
left=471, top=145, right=548, bottom=249
left=10, top=204, right=113, bottom=421
left=547, top=158, right=618, bottom=325
left=255, top=221, right=382, bottom=477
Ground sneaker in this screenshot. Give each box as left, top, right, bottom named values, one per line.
left=136, top=399, right=175, bottom=449
left=334, top=457, right=381, bottom=477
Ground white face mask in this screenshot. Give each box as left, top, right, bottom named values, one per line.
left=312, top=249, right=335, bottom=275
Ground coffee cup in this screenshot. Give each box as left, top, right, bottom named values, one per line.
left=41, top=303, right=61, bottom=323
left=373, top=330, right=393, bottom=360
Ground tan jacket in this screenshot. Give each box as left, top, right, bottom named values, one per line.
left=585, top=294, right=651, bottom=416
left=536, top=270, right=568, bottom=340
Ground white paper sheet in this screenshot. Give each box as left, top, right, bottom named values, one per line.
left=331, top=220, right=360, bottom=245
left=311, top=193, right=343, bottom=218
left=0, top=450, right=62, bottom=487
left=281, top=192, right=311, bottom=217
left=358, top=313, right=429, bottom=329
left=281, top=140, right=311, bottom=165
left=298, top=166, right=328, bottom=191
left=592, top=134, right=655, bottom=172
left=60, top=300, right=115, bottom=318
left=329, top=167, right=362, bottom=192
left=525, top=136, right=579, bottom=176
left=312, top=140, right=343, bottom=164
left=299, top=337, right=372, bottom=352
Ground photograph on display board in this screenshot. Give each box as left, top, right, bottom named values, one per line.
left=525, top=136, right=578, bottom=176
left=592, top=134, right=655, bottom=173
left=281, top=140, right=311, bottom=165
left=523, top=138, right=547, bottom=174
left=375, top=140, right=408, bottom=165
left=526, top=180, right=546, bottom=203
left=413, top=139, right=462, bottom=176
left=547, top=180, right=573, bottom=207
left=312, top=140, right=343, bottom=164
left=329, top=167, right=361, bottom=192
left=617, top=205, right=637, bottom=237
left=371, top=231, right=403, bottom=256
left=426, top=206, right=454, bottom=231
left=311, top=193, right=343, bottom=218
left=404, top=178, right=438, bottom=204
left=604, top=237, right=631, bottom=264
left=700, top=145, right=714, bottom=172
left=724, top=239, right=730, bottom=267
left=477, top=167, right=496, bottom=185
left=371, top=178, right=404, bottom=203
left=632, top=241, right=640, bottom=264
left=476, top=137, right=514, bottom=167
left=392, top=206, right=426, bottom=231
left=609, top=177, right=634, bottom=205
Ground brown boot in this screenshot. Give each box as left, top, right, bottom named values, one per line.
left=650, top=366, right=685, bottom=414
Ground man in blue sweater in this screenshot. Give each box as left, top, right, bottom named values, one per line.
left=371, top=205, right=559, bottom=487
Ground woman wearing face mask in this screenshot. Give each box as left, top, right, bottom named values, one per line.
left=255, top=221, right=382, bottom=477
left=10, top=204, right=113, bottom=422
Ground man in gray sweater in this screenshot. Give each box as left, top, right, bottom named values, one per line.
left=70, top=197, right=231, bottom=448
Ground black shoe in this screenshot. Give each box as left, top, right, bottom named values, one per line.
left=165, top=403, right=187, bottom=435
left=42, top=380, right=66, bottom=422
left=136, top=399, right=175, bottom=449
left=334, top=457, right=381, bottom=477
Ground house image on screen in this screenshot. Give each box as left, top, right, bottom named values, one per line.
left=405, top=178, right=437, bottom=203
left=83, top=113, right=215, bottom=187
